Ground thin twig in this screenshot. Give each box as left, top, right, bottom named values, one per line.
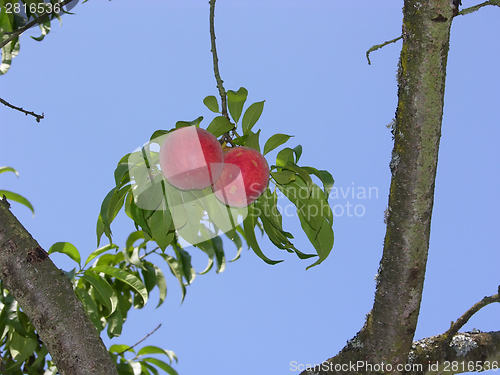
left=0, top=0, right=77, bottom=50
left=209, top=0, right=229, bottom=121
left=116, top=324, right=162, bottom=356
left=0, top=97, right=44, bottom=122
left=457, top=0, right=500, bottom=16
left=445, top=292, right=500, bottom=341
left=366, top=35, right=402, bottom=65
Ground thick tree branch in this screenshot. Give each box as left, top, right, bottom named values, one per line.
left=445, top=293, right=500, bottom=343
left=407, top=331, right=500, bottom=375
left=363, top=0, right=455, bottom=368
left=299, top=1, right=460, bottom=373
left=0, top=199, right=118, bottom=375
left=0, top=97, right=44, bottom=122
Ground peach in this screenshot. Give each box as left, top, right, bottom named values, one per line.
left=159, top=126, right=224, bottom=190
left=213, top=146, right=269, bottom=207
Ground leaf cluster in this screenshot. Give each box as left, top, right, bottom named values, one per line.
left=99, top=87, right=335, bottom=272
left=0, top=238, right=178, bottom=375
left=0, top=0, right=73, bottom=75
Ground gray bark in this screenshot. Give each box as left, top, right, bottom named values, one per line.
left=0, top=198, right=118, bottom=375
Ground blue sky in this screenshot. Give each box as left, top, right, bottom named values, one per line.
left=1, top=1, right=500, bottom=374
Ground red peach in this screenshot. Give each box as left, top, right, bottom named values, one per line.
left=159, top=126, right=224, bottom=190
left=213, top=146, right=269, bottom=207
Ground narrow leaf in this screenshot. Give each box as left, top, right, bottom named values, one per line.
left=242, top=101, right=265, bottom=134
left=263, top=134, right=293, bottom=155
left=82, top=271, right=117, bottom=316
left=92, top=266, right=148, bottom=305
left=0, top=166, right=19, bottom=176
left=0, top=190, right=34, bottom=216
left=206, top=116, right=234, bottom=138
left=48, top=242, right=81, bottom=266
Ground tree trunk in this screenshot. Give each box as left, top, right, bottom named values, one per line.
left=300, top=0, right=459, bottom=373
left=0, top=199, right=118, bottom=375
left=364, top=0, right=454, bottom=366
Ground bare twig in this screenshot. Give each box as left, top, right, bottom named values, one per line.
left=457, top=0, right=500, bottom=16
left=0, top=97, right=44, bottom=122
left=209, top=0, right=229, bottom=121
left=116, top=324, right=162, bottom=356
left=0, top=0, right=77, bottom=50
left=445, top=292, right=500, bottom=341
left=366, top=35, right=402, bottom=65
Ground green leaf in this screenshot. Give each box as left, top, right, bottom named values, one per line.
left=148, top=204, right=174, bottom=251
left=153, top=265, right=167, bottom=308
left=31, top=19, right=50, bottom=42
left=0, top=190, right=35, bottom=216
left=212, top=235, right=226, bottom=273
left=203, top=95, right=219, bottom=113
left=0, top=166, right=19, bottom=176
left=109, top=344, right=133, bottom=355
left=231, top=135, right=247, bottom=146
left=125, top=231, right=146, bottom=253
left=300, top=216, right=334, bottom=270
left=227, top=87, right=248, bottom=123
left=244, top=130, right=261, bottom=152
left=98, top=185, right=131, bottom=243
left=48, top=242, right=81, bottom=266
left=275, top=148, right=294, bottom=168
left=84, top=243, right=119, bottom=266
left=82, top=271, right=117, bottom=316
left=228, top=231, right=243, bottom=262
left=242, top=101, right=265, bottom=134
left=7, top=331, right=37, bottom=363
left=143, top=358, right=178, bottom=375
left=282, top=162, right=313, bottom=197
left=138, top=346, right=177, bottom=363
left=150, top=130, right=169, bottom=143
left=75, top=288, right=103, bottom=330
left=173, top=244, right=195, bottom=284
left=302, top=166, right=335, bottom=198
left=194, top=239, right=215, bottom=274
left=243, top=205, right=282, bottom=265
left=0, top=36, right=19, bottom=75
left=293, top=145, right=303, bottom=163
left=175, top=116, right=203, bottom=129
left=263, top=134, right=293, bottom=155
left=271, top=170, right=295, bottom=185
left=161, top=253, right=189, bottom=303
left=114, top=163, right=131, bottom=188
left=206, top=115, right=234, bottom=138
left=92, top=266, right=148, bottom=305
left=107, top=307, right=124, bottom=339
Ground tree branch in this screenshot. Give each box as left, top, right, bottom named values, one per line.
left=445, top=293, right=500, bottom=342
left=0, top=97, right=44, bottom=122
left=457, top=1, right=500, bottom=16
left=116, top=324, right=162, bottom=356
left=0, top=0, right=77, bottom=50
left=0, top=199, right=118, bottom=375
left=209, top=0, right=229, bottom=121
left=408, top=331, right=500, bottom=375
left=364, top=0, right=455, bottom=368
